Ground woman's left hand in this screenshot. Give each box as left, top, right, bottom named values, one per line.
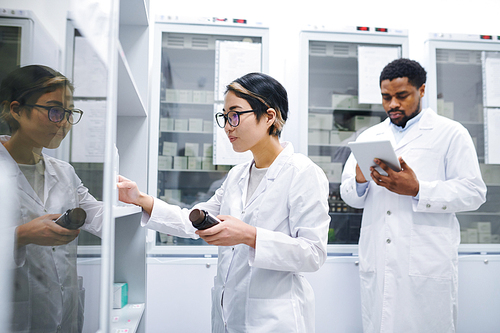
left=196, top=215, right=256, bottom=248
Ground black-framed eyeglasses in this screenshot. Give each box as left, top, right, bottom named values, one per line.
left=215, top=110, right=256, bottom=128
left=25, top=104, right=84, bottom=125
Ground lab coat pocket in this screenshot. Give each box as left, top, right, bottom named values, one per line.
left=409, top=224, right=453, bottom=280
left=404, top=149, right=441, bottom=182
left=358, top=224, right=376, bottom=273
left=246, top=298, right=303, bottom=333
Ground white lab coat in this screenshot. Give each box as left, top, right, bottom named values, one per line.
left=340, top=109, right=487, bottom=333
left=143, top=142, right=330, bottom=333
left=0, top=136, right=103, bottom=333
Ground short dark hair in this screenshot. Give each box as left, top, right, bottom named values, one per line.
left=226, top=72, right=288, bottom=137
left=379, top=58, right=427, bottom=88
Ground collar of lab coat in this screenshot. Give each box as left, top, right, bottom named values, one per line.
left=0, top=135, right=60, bottom=208
left=237, top=141, right=294, bottom=207
left=375, top=108, right=435, bottom=152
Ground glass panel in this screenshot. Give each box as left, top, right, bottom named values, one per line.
left=0, top=25, right=22, bottom=135
left=436, top=48, right=500, bottom=245
left=436, top=49, right=484, bottom=160
left=0, top=11, right=106, bottom=332
left=308, top=41, right=399, bottom=244
left=156, top=31, right=262, bottom=246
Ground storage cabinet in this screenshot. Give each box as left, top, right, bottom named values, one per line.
left=148, top=17, right=269, bottom=248
left=299, top=26, right=409, bottom=246
left=424, top=33, right=500, bottom=249
left=69, top=0, right=149, bottom=331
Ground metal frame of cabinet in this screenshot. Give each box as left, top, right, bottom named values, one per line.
left=299, top=26, right=409, bottom=254
left=147, top=17, right=269, bottom=256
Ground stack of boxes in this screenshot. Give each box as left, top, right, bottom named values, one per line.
left=461, top=222, right=498, bottom=244
left=159, top=117, right=213, bottom=133
left=158, top=142, right=216, bottom=171
left=165, top=89, right=215, bottom=104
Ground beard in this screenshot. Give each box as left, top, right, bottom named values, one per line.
left=388, top=97, right=421, bottom=128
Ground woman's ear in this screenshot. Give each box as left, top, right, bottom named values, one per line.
left=10, top=101, right=22, bottom=119
left=266, top=108, right=276, bottom=126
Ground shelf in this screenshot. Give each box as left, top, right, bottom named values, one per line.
left=160, top=129, right=212, bottom=134
left=117, top=42, right=147, bottom=117
left=309, top=143, right=347, bottom=148
left=158, top=168, right=228, bottom=173
left=114, top=204, right=142, bottom=218
left=161, top=100, right=214, bottom=106
left=119, top=0, right=148, bottom=26
left=111, top=303, right=145, bottom=333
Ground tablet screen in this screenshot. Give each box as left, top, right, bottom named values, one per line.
left=348, top=140, right=401, bottom=178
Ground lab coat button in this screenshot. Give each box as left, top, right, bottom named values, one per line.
left=241, top=210, right=245, bottom=214
left=386, top=238, right=391, bottom=244
left=426, top=204, right=431, bottom=208
left=52, top=247, right=56, bottom=252
left=442, top=205, right=447, bottom=210
left=61, top=285, right=64, bottom=291
left=386, top=211, right=391, bottom=215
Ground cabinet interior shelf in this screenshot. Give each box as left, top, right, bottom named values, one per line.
left=160, top=130, right=212, bottom=134
left=111, top=303, right=145, bottom=333
left=158, top=168, right=229, bottom=173
left=161, top=100, right=214, bottom=106
left=117, top=42, right=147, bottom=117
left=309, top=143, right=347, bottom=148
left=114, top=204, right=142, bottom=218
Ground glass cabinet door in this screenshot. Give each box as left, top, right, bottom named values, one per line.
left=305, top=34, right=407, bottom=245
left=156, top=30, right=263, bottom=246
left=433, top=46, right=500, bottom=246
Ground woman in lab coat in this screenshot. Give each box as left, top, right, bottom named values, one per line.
left=118, top=72, right=331, bottom=333
left=0, top=65, right=103, bottom=332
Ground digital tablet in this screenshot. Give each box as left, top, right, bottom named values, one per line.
left=347, top=140, right=401, bottom=179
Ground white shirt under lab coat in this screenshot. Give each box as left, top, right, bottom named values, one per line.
left=1, top=136, right=103, bottom=333
left=340, top=109, right=487, bottom=333
left=143, top=142, right=330, bottom=333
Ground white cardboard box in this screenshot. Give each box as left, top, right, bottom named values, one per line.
left=173, top=156, right=188, bottom=169
left=189, top=118, right=204, bottom=132
left=162, top=142, right=177, bottom=156
left=308, top=129, right=330, bottom=145
left=160, top=118, right=174, bottom=132
left=188, top=156, right=202, bottom=170
left=158, top=156, right=173, bottom=170
left=113, top=283, right=128, bottom=309
left=184, top=143, right=199, bottom=157
left=174, top=119, right=189, bottom=131
left=203, top=143, right=213, bottom=157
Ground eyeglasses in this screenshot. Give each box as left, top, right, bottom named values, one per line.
left=215, top=110, right=256, bottom=128
left=25, top=104, right=84, bottom=125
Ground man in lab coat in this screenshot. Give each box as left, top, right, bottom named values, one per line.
left=340, top=58, right=486, bottom=332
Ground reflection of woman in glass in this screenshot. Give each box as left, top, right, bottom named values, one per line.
left=0, top=65, right=103, bottom=332
left=118, top=72, right=330, bottom=332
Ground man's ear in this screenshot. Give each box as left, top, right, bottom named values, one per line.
left=419, top=84, right=426, bottom=98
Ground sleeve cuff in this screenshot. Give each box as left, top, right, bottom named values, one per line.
left=356, top=181, right=369, bottom=197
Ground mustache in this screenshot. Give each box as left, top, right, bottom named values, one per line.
left=388, top=108, right=403, bottom=113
